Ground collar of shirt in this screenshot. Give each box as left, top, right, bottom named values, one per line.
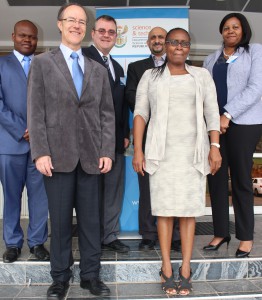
left=13, top=49, right=34, bottom=67
left=152, top=54, right=166, bottom=67
left=95, top=47, right=116, bottom=80
left=60, top=43, right=84, bottom=75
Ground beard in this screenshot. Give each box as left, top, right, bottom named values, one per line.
left=152, top=46, right=164, bottom=55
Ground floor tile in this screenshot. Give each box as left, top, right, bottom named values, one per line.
left=68, top=284, right=116, bottom=298
left=117, top=283, right=167, bottom=298
left=0, top=285, right=23, bottom=298
left=15, top=285, right=48, bottom=297
left=209, top=279, right=260, bottom=293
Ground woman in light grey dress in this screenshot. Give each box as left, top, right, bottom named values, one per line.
left=133, top=28, right=221, bottom=296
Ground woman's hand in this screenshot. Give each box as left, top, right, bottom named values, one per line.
left=208, top=147, right=222, bottom=175
left=220, top=114, right=230, bottom=134
left=132, top=149, right=146, bottom=176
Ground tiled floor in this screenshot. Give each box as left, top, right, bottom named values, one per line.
left=1, top=279, right=262, bottom=299
left=1, top=215, right=262, bottom=262
left=1, top=215, right=262, bottom=299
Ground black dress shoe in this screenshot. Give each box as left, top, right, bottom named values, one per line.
left=172, top=240, right=181, bottom=252
left=235, top=248, right=251, bottom=258
left=139, top=239, right=156, bottom=251
left=3, top=247, right=21, bottom=263
left=80, top=278, right=110, bottom=296
left=30, top=244, right=50, bottom=261
left=203, top=236, right=231, bottom=251
left=102, top=239, right=130, bottom=253
left=47, top=281, right=69, bottom=300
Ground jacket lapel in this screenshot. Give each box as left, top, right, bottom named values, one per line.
left=51, top=48, right=79, bottom=101
left=8, top=53, right=27, bottom=84
left=81, top=56, right=92, bottom=97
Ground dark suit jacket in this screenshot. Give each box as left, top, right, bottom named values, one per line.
left=27, top=47, right=115, bottom=174
left=0, top=53, right=30, bottom=154
left=82, top=45, right=129, bottom=154
left=125, top=56, right=155, bottom=113
left=125, top=56, right=155, bottom=149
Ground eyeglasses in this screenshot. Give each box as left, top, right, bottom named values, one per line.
left=165, top=40, right=191, bottom=48
left=94, top=29, right=117, bottom=36
left=60, top=17, right=87, bottom=27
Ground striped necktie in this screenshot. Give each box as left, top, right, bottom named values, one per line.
left=102, top=55, right=113, bottom=79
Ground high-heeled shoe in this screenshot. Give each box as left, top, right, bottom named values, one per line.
left=159, top=268, right=177, bottom=295
left=203, top=236, right=231, bottom=251
left=235, top=242, right=253, bottom=258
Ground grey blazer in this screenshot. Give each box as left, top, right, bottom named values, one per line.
left=27, top=48, right=115, bottom=174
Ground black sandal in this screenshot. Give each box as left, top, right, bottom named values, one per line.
left=159, top=268, right=177, bottom=295
left=178, top=267, right=193, bottom=296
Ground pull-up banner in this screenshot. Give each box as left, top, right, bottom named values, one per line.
left=96, top=7, right=189, bottom=232
left=96, top=7, right=189, bottom=72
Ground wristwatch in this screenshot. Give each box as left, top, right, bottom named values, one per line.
left=210, top=143, right=220, bottom=149
left=223, top=112, right=232, bottom=120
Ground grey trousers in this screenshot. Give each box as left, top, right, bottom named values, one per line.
left=100, top=153, right=125, bottom=244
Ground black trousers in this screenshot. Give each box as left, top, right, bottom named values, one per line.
left=138, top=171, right=180, bottom=241
left=208, top=123, right=262, bottom=241
left=44, top=162, right=101, bottom=282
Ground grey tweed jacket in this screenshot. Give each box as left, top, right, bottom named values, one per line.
left=27, top=47, right=115, bottom=174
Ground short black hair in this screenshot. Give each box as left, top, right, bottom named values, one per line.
left=57, top=2, right=88, bottom=22
left=166, top=27, right=190, bottom=42
left=94, top=15, right=117, bottom=30
left=153, top=27, right=190, bottom=78
left=219, top=13, right=251, bottom=51
left=14, top=20, right=38, bottom=34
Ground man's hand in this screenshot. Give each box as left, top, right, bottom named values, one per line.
left=35, top=156, right=54, bottom=177
left=124, top=138, right=130, bottom=149
left=99, top=157, right=112, bottom=173
left=23, top=129, right=29, bottom=142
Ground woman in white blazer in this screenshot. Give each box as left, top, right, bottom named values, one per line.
left=133, top=28, right=221, bottom=296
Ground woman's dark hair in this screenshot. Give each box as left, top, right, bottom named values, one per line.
left=219, top=13, right=251, bottom=51
left=152, top=27, right=190, bottom=79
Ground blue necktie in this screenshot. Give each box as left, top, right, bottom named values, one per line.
left=70, top=52, right=83, bottom=99
left=23, top=56, right=31, bottom=78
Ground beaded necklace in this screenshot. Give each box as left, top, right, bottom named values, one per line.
left=223, top=48, right=235, bottom=58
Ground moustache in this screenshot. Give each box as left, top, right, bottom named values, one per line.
left=153, top=42, right=163, bottom=46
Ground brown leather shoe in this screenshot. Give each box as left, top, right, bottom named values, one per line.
left=30, top=244, right=50, bottom=261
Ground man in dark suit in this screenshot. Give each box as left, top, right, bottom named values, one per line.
left=0, top=20, right=49, bottom=263
left=27, top=4, right=115, bottom=299
left=125, top=27, right=181, bottom=251
left=83, top=15, right=130, bottom=253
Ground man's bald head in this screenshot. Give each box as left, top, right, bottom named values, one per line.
left=147, top=27, right=167, bottom=57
